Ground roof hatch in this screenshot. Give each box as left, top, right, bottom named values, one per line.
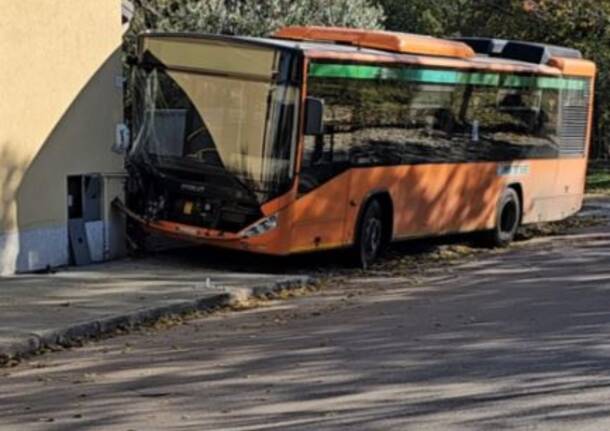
left=455, top=37, right=582, bottom=64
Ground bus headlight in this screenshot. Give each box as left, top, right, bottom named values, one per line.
left=241, top=214, right=278, bottom=238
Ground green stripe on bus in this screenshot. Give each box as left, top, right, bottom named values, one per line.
left=308, top=63, right=587, bottom=91
left=385, top=69, right=501, bottom=86
left=501, top=75, right=587, bottom=90
left=309, top=64, right=380, bottom=79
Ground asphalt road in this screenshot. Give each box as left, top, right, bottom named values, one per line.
left=1, top=229, right=610, bottom=430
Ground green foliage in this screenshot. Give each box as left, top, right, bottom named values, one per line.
left=379, top=0, right=486, bottom=37
left=127, top=0, right=384, bottom=41
left=587, top=162, right=610, bottom=193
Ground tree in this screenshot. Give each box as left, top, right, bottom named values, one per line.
left=379, top=0, right=487, bottom=37
left=126, top=0, right=384, bottom=42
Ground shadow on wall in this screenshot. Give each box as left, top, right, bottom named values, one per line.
left=0, top=144, right=26, bottom=274
left=0, top=48, right=124, bottom=275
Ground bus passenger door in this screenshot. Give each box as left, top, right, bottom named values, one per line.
left=289, top=133, right=351, bottom=253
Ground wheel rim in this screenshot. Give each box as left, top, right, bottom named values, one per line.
left=363, top=216, right=382, bottom=261
left=500, top=200, right=518, bottom=234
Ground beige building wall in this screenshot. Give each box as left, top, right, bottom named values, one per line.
left=0, top=0, right=125, bottom=274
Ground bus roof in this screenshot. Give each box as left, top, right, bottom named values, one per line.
left=140, top=30, right=596, bottom=78
left=275, top=26, right=476, bottom=59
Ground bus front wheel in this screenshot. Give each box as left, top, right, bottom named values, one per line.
left=354, top=199, right=386, bottom=269
left=490, top=188, right=521, bottom=247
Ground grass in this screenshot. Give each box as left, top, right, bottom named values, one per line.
left=587, top=161, right=610, bottom=194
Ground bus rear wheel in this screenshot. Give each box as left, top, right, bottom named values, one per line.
left=354, top=199, right=386, bottom=269
left=490, top=188, right=521, bottom=247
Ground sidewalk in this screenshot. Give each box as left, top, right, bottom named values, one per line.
left=0, top=255, right=312, bottom=363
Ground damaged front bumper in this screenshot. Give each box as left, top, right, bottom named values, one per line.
left=112, top=198, right=288, bottom=254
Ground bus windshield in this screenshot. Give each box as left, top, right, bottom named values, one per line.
left=130, top=49, right=299, bottom=203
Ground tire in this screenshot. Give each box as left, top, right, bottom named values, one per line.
left=353, top=199, right=386, bottom=269
left=490, top=188, right=521, bottom=247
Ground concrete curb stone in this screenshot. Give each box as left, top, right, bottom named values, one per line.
left=0, top=276, right=315, bottom=365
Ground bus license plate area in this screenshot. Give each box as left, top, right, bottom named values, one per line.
left=174, top=198, right=215, bottom=222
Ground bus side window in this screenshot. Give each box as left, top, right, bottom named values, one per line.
left=299, top=80, right=353, bottom=194
left=303, top=62, right=567, bottom=170
left=299, top=135, right=333, bottom=194
left=466, top=85, right=559, bottom=159
left=348, top=78, right=458, bottom=164
left=301, top=135, right=330, bottom=166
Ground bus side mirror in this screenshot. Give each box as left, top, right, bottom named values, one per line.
left=304, top=97, right=325, bottom=135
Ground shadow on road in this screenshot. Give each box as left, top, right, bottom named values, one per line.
left=2, top=234, right=610, bottom=429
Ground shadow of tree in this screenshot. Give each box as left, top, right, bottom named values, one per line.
left=0, top=145, right=26, bottom=274
left=1, top=236, right=610, bottom=429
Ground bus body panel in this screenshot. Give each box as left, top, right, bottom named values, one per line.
left=540, top=156, right=588, bottom=221
left=289, top=172, right=351, bottom=253
left=341, top=164, right=500, bottom=241
left=141, top=155, right=587, bottom=255
left=286, top=157, right=585, bottom=253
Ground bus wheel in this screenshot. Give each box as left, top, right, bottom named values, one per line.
left=354, top=199, right=385, bottom=269
left=491, top=188, right=521, bottom=247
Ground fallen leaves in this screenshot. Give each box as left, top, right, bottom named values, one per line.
left=72, top=373, right=97, bottom=384
left=518, top=214, right=608, bottom=240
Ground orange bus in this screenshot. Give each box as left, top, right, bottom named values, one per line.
left=125, top=27, right=596, bottom=268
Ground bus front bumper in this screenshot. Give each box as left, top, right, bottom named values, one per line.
left=112, top=198, right=289, bottom=255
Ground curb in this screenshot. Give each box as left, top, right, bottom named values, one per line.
left=0, top=276, right=315, bottom=365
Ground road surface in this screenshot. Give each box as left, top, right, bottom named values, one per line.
left=1, top=230, right=610, bottom=430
